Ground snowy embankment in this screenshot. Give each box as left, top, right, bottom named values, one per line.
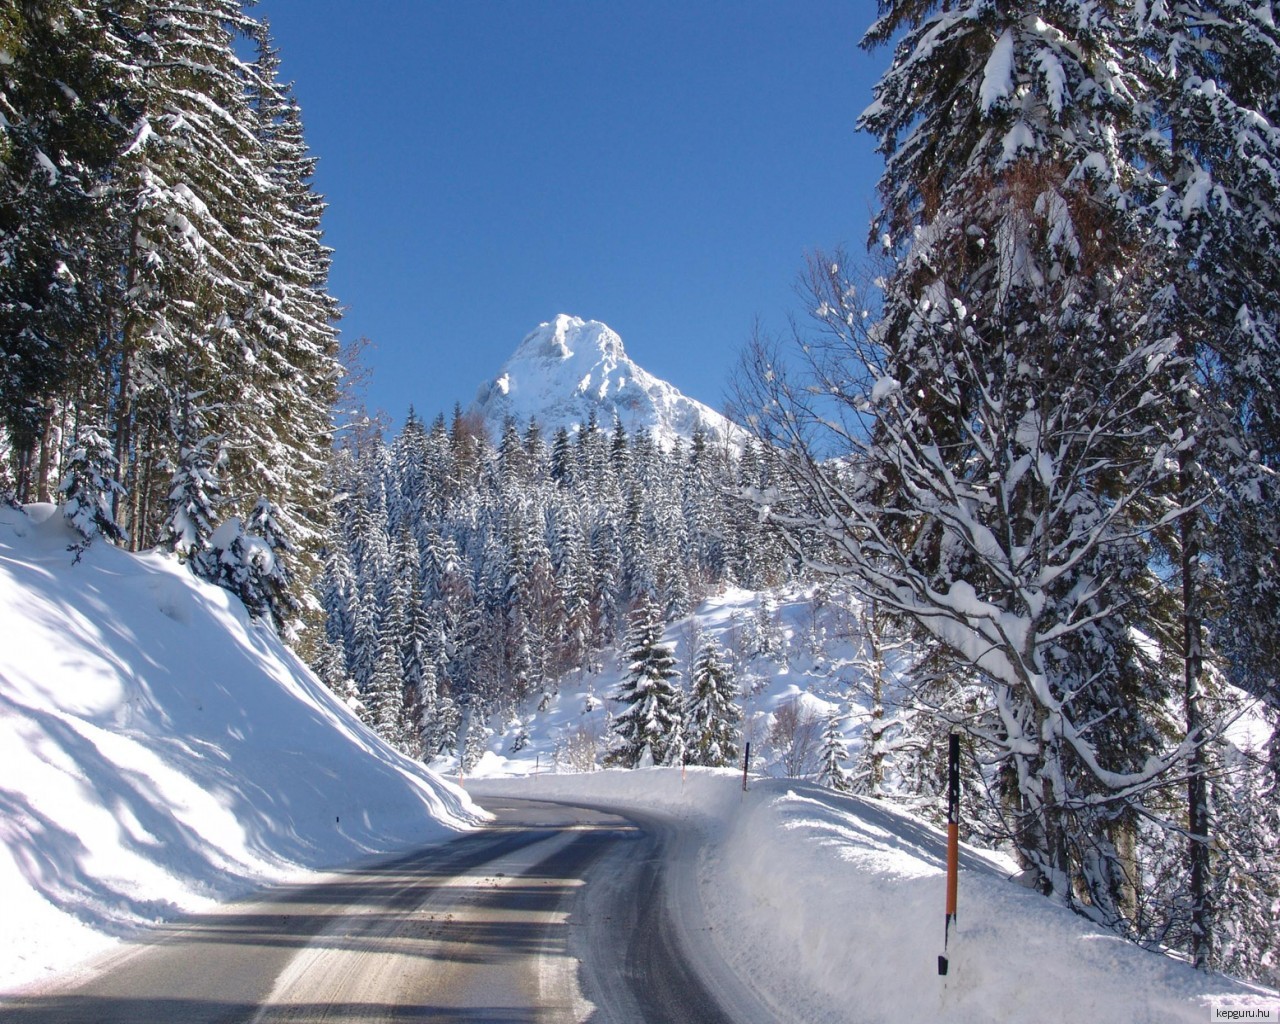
left=0, top=503, right=484, bottom=992
left=470, top=770, right=1278, bottom=1024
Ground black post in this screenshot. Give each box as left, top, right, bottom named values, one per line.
left=742, top=741, right=751, bottom=792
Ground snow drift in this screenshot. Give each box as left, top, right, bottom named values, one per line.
left=0, top=503, right=484, bottom=991
left=470, top=770, right=1278, bottom=1024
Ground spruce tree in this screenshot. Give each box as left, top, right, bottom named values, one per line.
left=59, top=424, right=127, bottom=547
left=816, top=713, right=852, bottom=793
left=683, top=635, right=741, bottom=768
left=245, top=497, right=297, bottom=632
left=1133, top=2, right=1280, bottom=966
left=0, top=1, right=121, bottom=503
left=163, top=433, right=223, bottom=562
left=738, top=0, right=1192, bottom=918
left=610, top=599, right=682, bottom=768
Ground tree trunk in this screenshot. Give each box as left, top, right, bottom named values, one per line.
left=1180, top=455, right=1211, bottom=970
left=35, top=403, right=57, bottom=503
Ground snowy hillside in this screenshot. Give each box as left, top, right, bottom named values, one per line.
left=471, top=313, right=740, bottom=447
left=0, top=503, right=485, bottom=992
left=457, top=585, right=1277, bottom=1021
left=457, top=585, right=862, bottom=779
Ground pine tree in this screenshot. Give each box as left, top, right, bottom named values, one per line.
left=245, top=497, right=297, bottom=631
left=683, top=635, right=741, bottom=767
left=847, top=600, right=910, bottom=799
left=196, top=509, right=290, bottom=628
left=99, top=1, right=265, bottom=546
left=610, top=599, right=682, bottom=768
left=163, top=433, right=223, bottom=562
left=816, top=713, right=852, bottom=793
left=59, top=424, right=127, bottom=547
left=239, top=17, right=341, bottom=617
left=1132, top=2, right=1280, bottom=967
left=739, top=0, right=1194, bottom=916
left=0, top=2, right=121, bottom=503
left=1208, top=733, right=1280, bottom=987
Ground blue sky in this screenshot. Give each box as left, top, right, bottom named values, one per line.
left=253, top=1, right=888, bottom=428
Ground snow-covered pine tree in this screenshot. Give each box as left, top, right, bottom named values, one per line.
left=550, top=500, right=592, bottom=676
left=1130, top=1, right=1280, bottom=968
left=816, top=713, right=852, bottom=793
left=240, top=17, right=342, bottom=621
left=163, top=434, right=223, bottom=563
left=0, top=1, right=120, bottom=503
left=459, top=696, right=490, bottom=773
left=100, top=1, right=262, bottom=545
left=197, top=511, right=289, bottom=628
left=392, top=527, right=434, bottom=757
left=846, top=599, right=910, bottom=799
left=364, top=563, right=409, bottom=748
left=740, top=0, right=1194, bottom=918
left=59, top=425, right=127, bottom=548
left=1206, top=729, right=1280, bottom=987
left=610, top=598, right=683, bottom=768
left=683, top=635, right=741, bottom=768
left=244, top=497, right=298, bottom=631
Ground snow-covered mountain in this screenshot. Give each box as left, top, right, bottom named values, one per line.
left=471, top=314, right=739, bottom=448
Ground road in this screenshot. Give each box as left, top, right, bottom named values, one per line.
left=0, top=796, right=775, bottom=1023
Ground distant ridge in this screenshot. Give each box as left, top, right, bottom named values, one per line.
left=470, top=314, right=738, bottom=447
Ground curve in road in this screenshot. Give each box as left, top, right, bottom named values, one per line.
left=0, top=796, right=776, bottom=1024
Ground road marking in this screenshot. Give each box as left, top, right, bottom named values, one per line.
left=250, top=826, right=596, bottom=1021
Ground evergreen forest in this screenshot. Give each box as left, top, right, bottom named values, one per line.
left=0, top=0, right=340, bottom=629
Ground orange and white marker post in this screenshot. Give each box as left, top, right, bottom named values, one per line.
left=939, top=732, right=960, bottom=977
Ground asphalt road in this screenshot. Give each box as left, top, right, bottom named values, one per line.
left=0, top=796, right=775, bottom=1023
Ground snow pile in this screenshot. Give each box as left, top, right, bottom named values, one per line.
left=0, top=503, right=484, bottom=992
left=471, top=313, right=740, bottom=447
left=470, top=770, right=1278, bottom=1024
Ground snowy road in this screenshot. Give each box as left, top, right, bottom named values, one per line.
left=0, top=796, right=775, bottom=1024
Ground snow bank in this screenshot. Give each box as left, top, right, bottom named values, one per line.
left=470, top=770, right=1278, bottom=1024
left=0, top=504, right=485, bottom=991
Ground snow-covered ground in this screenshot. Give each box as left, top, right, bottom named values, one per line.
left=0, top=503, right=484, bottom=992
left=457, top=583, right=1277, bottom=1021
left=469, top=770, right=1277, bottom=1024
left=1, top=502, right=1276, bottom=1020
left=457, top=583, right=873, bottom=782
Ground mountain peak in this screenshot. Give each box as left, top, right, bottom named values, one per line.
left=472, top=315, right=737, bottom=447
left=516, top=314, right=624, bottom=366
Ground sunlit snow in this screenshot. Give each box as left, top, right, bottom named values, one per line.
left=0, top=506, right=1274, bottom=1021
left=471, top=314, right=740, bottom=448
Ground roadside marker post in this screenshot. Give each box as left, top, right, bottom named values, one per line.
left=741, top=741, right=751, bottom=793
left=938, top=732, right=960, bottom=976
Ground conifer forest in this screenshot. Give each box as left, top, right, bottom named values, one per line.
left=1, top=0, right=1278, bottom=990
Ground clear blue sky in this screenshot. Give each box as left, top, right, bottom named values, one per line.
left=252, top=1, right=888, bottom=428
